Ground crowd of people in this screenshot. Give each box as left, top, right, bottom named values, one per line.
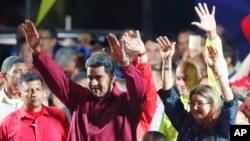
left=0, top=2, right=250, bottom=141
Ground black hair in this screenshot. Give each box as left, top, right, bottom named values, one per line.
left=142, top=131, right=167, bottom=141
left=18, top=72, right=44, bottom=87
left=38, top=26, right=58, bottom=39
left=85, top=52, right=114, bottom=75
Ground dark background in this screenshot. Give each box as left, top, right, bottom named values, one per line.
left=0, top=0, right=195, bottom=35
left=0, top=0, right=249, bottom=62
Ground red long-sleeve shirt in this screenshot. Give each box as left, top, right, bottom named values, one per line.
left=0, top=105, right=69, bottom=141
left=32, top=50, right=147, bottom=141
left=132, top=56, right=158, bottom=140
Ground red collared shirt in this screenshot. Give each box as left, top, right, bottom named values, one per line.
left=33, top=50, right=147, bottom=141
left=0, top=105, right=69, bottom=141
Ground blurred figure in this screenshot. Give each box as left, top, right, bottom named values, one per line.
left=38, top=26, right=64, bottom=58
left=182, top=34, right=207, bottom=79
left=76, top=31, right=102, bottom=58
left=236, top=53, right=250, bottom=79
left=141, top=131, right=167, bottom=141
left=174, top=28, right=195, bottom=66
left=143, top=35, right=163, bottom=70
left=0, top=72, right=69, bottom=141
left=54, top=47, right=86, bottom=79
left=10, top=24, right=25, bottom=56
left=0, top=56, right=28, bottom=122
left=77, top=31, right=99, bottom=50
left=223, top=42, right=240, bottom=82
left=17, top=38, right=34, bottom=71
left=230, top=76, right=250, bottom=100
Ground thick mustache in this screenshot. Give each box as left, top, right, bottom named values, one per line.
left=90, top=85, right=101, bottom=89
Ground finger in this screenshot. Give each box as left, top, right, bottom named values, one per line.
left=171, top=42, right=176, bottom=52
left=163, top=36, right=171, bottom=46
left=211, top=6, right=216, bottom=17
left=207, top=46, right=213, bottom=54
left=156, top=37, right=165, bottom=49
left=158, top=36, right=166, bottom=46
left=203, top=3, right=209, bottom=15
left=191, top=22, right=201, bottom=29
left=194, top=7, right=202, bottom=18
left=135, top=30, right=140, bottom=39
left=106, top=34, right=113, bottom=46
left=102, top=48, right=112, bottom=56
left=106, top=33, right=117, bottom=47
left=129, top=30, right=135, bottom=38
left=22, top=23, right=28, bottom=33
left=121, top=35, right=129, bottom=43
left=198, top=3, right=206, bottom=15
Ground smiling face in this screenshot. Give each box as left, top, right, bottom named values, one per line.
left=87, top=66, right=114, bottom=98
left=190, top=94, right=211, bottom=124
left=175, top=61, right=201, bottom=96
left=19, top=80, right=45, bottom=112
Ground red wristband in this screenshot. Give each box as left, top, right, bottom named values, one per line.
left=138, top=51, right=147, bottom=57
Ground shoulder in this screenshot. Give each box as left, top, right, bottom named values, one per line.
left=43, top=106, right=69, bottom=122
left=0, top=110, right=19, bottom=126
left=44, top=106, right=66, bottom=115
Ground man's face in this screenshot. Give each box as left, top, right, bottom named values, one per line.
left=175, top=65, right=200, bottom=96
left=5, top=63, right=28, bottom=92
left=78, top=33, right=93, bottom=49
left=38, top=30, right=56, bottom=53
left=19, top=80, right=44, bottom=111
left=177, top=32, right=194, bottom=56
left=87, top=66, right=114, bottom=98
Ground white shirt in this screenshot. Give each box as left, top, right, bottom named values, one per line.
left=0, top=88, right=23, bottom=123
left=150, top=101, right=164, bottom=131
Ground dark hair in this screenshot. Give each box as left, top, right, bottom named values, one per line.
left=222, top=41, right=239, bottom=66
left=85, top=52, right=114, bottom=75
left=142, top=131, right=167, bottom=141
left=18, top=72, right=44, bottom=87
left=1, top=56, right=26, bottom=72
left=17, top=37, right=27, bottom=54
left=38, top=26, right=57, bottom=39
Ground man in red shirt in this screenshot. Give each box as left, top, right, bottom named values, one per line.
left=22, top=20, right=146, bottom=141
left=0, top=72, right=69, bottom=141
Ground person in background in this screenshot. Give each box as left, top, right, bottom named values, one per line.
left=143, top=34, right=163, bottom=71
left=37, top=26, right=64, bottom=58
left=0, top=56, right=28, bottom=122
left=230, top=76, right=250, bottom=99
left=235, top=53, right=250, bottom=79
left=17, top=38, right=34, bottom=71
left=54, top=47, right=86, bottom=79
left=141, top=131, right=167, bottom=141
left=221, top=37, right=239, bottom=83
left=22, top=20, right=146, bottom=141
left=10, top=24, right=26, bottom=56
left=173, top=28, right=195, bottom=67
left=0, top=72, right=69, bottom=141
left=156, top=3, right=237, bottom=140
left=76, top=31, right=102, bottom=58
left=122, top=30, right=157, bottom=140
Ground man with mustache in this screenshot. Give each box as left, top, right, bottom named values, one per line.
left=22, top=20, right=146, bottom=141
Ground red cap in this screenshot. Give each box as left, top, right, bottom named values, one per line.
left=230, top=76, right=250, bottom=89
left=241, top=14, right=250, bottom=43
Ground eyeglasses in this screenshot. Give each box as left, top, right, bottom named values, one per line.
left=188, top=101, right=210, bottom=108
